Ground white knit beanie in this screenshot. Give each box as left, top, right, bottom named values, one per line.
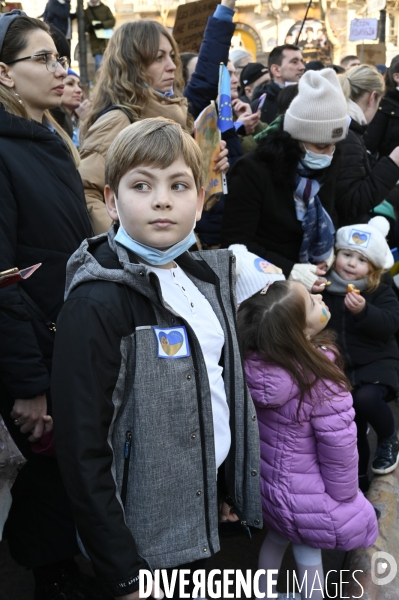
left=335, top=216, right=394, bottom=269
left=284, top=68, right=348, bottom=144
left=229, top=244, right=285, bottom=303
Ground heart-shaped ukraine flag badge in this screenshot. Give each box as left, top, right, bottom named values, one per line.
left=158, top=330, right=184, bottom=356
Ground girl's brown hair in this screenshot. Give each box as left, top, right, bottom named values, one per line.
left=80, top=20, right=186, bottom=140
left=238, top=281, right=350, bottom=413
left=0, top=16, right=79, bottom=166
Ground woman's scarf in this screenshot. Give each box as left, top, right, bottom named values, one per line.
left=294, top=163, right=335, bottom=264
left=326, top=268, right=369, bottom=295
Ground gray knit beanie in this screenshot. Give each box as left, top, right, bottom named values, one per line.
left=284, top=68, right=347, bottom=144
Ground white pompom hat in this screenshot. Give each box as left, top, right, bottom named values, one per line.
left=229, top=244, right=285, bottom=303
left=335, top=216, right=394, bottom=270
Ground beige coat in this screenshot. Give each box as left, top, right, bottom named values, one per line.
left=79, top=97, right=188, bottom=235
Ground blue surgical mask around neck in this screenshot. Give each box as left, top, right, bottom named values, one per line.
left=301, top=144, right=335, bottom=170
left=113, top=197, right=196, bottom=266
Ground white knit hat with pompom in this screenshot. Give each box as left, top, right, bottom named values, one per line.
left=229, top=244, right=285, bottom=303
left=335, top=216, right=394, bottom=269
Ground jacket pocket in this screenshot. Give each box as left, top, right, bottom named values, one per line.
left=121, top=430, right=132, bottom=507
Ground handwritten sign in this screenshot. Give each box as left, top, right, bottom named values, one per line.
left=349, top=18, right=378, bottom=41
left=173, top=0, right=218, bottom=53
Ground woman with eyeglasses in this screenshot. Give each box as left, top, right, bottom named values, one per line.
left=0, top=11, right=99, bottom=600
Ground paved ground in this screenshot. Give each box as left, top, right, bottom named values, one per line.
left=1, top=403, right=397, bottom=600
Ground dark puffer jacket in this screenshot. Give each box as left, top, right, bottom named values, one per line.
left=364, top=89, right=399, bottom=159
left=322, top=283, right=399, bottom=390
left=335, top=118, right=399, bottom=227
left=220, top=124, right=341, bottom=277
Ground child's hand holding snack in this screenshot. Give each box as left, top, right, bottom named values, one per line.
left=345, top=287, right=366, bottom=314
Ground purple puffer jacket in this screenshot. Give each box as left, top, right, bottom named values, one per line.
left=244, top=350, right=378, bottom=550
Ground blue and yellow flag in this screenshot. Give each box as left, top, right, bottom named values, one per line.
left=217, top=63, right=234, bottom=133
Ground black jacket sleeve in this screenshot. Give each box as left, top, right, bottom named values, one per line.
left=335, top=130, right=399, bottom=226
left=353, top=286, right=399, bottom=342
left=0, top=160, right=50, bottom=399
left=51, top=293, right=146, bottom=597
left=184, top=15, right=235, bottom=120
left=101, top=6, right=115, bottom=29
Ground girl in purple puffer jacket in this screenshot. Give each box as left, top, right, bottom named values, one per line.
left=238, top=280, right=378, bottom=600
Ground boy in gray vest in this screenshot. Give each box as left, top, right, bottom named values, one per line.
left=51, top=117, right=262, bottom=599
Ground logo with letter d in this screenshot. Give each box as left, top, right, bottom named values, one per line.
left=371, top=552, right=397, bottom=586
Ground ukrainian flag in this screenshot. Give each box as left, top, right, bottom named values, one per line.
left=217, top=63, right=234, bottom=133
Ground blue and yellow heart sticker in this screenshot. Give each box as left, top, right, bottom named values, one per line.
left=349, top=229, right=370, bottom=247
left=154, top=326, right=190, bottom=359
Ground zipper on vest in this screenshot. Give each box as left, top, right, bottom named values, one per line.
left=215, top=258, right=238, bottom=509
left=228, top=254, right=250, bottom=528
left=121, top=430, right=132, bottom=507
left=188, top=324, right=214, bottom=554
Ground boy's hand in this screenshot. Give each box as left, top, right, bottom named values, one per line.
left=213, top=140, right=229, bottom=174
left=345, top=291, right=366, bottom=314
left=219, top=501, right=239, bottom=522
left=11, top=394, right=47, bottom=441
left=117, top=581, right=164, bottom=599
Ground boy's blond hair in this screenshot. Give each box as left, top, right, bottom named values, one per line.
left=105, top=117, right=204, bottom=193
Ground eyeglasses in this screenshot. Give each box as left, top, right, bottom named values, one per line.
left=6, top=52, right=69, bottom=73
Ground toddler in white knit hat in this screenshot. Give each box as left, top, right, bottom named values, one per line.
left=322, top=216, right=399, bottom=491
left=229, top=244, right=285, bottom=304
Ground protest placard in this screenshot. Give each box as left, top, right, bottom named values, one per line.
left=349, top=18, right=378, bottom=41
left=194, top=101, right=224, bottom=208
left=173, top=0, right=218, bottom=53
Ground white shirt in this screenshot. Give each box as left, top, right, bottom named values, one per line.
left=150, top=264, right=231, bottom=470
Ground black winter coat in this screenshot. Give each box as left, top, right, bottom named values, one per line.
left=220, top=126, right=340, bottom=277
left=364, top=89, right=399, bottom=159
left=335, top=118, right=399, bottom=226
left=322, top=283, right=399, bottom=390
left=0, top=109, right=92, bottom=402
left=43, top=0, right=71, bottom=37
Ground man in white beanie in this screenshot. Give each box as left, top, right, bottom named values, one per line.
left=221, top=68, right=348, bottom=293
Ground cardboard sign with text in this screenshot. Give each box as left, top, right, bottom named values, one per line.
left=173, top=0, right=218, bottom=53
left=356, top=42, right=386, bottom=65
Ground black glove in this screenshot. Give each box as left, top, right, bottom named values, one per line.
left=93, top=22, right=104, bottom=29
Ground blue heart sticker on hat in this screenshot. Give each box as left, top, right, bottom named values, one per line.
left=154, top=327, right=190, bottom=358
left=349, top=229, right=370, bottom=248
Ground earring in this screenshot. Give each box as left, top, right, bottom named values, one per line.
left=13, top=90, right=23, bottom=104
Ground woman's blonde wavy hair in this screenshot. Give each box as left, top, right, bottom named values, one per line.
left=80, top=20, right=186, bottom=140
left=0, top=15, right=80, bottom=167
left=338, top=64, right=385, bottom=102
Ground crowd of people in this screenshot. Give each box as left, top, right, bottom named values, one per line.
left=0, top=4, right=399, bottom=600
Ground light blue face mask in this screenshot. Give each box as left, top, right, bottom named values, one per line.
left=301, top=144, right=334, bottom=170
left=113, top=198, right=197, bottom=266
